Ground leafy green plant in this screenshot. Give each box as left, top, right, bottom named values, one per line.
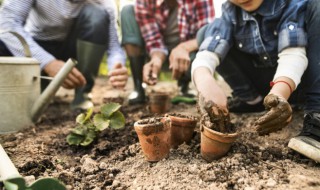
left=66, top=103, right=125, bottom=146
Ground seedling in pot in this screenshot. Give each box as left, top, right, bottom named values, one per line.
left=66, top=103, right=125, bottom=146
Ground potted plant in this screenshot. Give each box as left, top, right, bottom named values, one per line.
left=198, top=96, right=238, bottom=162
left=164, top=113, right=197, bottom=149
left=134, top=117, right=171, bottom=162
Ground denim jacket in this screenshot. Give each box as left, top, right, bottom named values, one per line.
left=200, top=0, right=308, bottom=67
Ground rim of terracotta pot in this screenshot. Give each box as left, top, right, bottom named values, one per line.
left=149, top=93, right=170, bottom=102
left=201, top=125, right=238, bottom=143
left=134, top=117, right=171, bottom=135
left=165, top=113, right=197, bottom=128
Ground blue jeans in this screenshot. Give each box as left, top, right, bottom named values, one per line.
left=199, top=0, right=320, bottom=112
left=0, top=3, right=110, bottom=91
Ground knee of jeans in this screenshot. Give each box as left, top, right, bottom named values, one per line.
left=79, top=4, right=110, bottom=30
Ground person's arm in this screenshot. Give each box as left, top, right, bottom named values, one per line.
left=255, top=47, right=308, bottom=135
left=169, top=39, right=197, bottom=79
left=270, top=47, right=308, bottom=99
left=0, top=0, right=86, bottom=89
left=0, top=0, right=55, bottom=69
left=192, top=50, right=227, bottom=111
left=104, top=0, right=126, bottom=70
left=135, top=0, right=167, bottom=55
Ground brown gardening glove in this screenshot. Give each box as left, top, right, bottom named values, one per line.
left=197, top=94, right=232, bottom=133
left=255, top=94, right=292, bottom=135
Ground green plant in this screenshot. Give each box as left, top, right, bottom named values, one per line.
left=66, top=103, right=125, bottom=146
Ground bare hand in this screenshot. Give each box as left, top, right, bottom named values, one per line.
left=108, top=63, right=128, bottom=89
left=255, top=94, right=292, bottom=135
left=43, top=60, right=86, bottom=89
left=143, top=58, right=162, bottom=85
left=169, top=45, right=190, bottom=80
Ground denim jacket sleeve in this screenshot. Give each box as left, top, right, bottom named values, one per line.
left=277, top=0, right=308, bottom=52
left=198, top=4, right=234, bottom=61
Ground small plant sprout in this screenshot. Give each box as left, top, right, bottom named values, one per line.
left=66, top=103, right=125, bottom=146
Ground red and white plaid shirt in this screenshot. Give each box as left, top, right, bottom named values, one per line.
left=135, top=0, right=215, bottom=54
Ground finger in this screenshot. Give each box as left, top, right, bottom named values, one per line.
left=182, top=59, right=190, bottom=73
left=264, top=94, right=279, bottom=108
left=71, top=68, right=86, bottom=86
left=109, top=67, right=127, bottom=77
left=256, top=110, right=280, bottom=125
left=62, top=78, right=75, bottom=89
left=111, top=81, right=127, bottom=89
left=110, top=75, right=128, bottom=84
left=256, top=121, right=290, bottom=135
left=255, top=111, right=291, bottom=130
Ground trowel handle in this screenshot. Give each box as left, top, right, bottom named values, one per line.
left=0, top=144, right=20, bottom=180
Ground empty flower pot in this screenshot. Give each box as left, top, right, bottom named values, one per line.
left=149, top=92, right=171, bottom=114
left=165, top=113, right=197, bottom=149
left=200, top=125, right=238, bottom=162
left=134, top=117, right=171, bottom=162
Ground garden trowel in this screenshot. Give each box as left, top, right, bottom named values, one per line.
left=0, top=144, right=66, bottom=190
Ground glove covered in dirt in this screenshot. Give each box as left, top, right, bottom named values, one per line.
left=197, top=94, right=232, bottom=133
left=255, top=94, right=292, bottom=135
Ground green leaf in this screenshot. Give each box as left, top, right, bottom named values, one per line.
left=80, top=130, right=96, bottom=146
left=76, top=113, right=86, bottom=124
left=84, top=107, right=93, bottom=121
left=66, top=133, right=85, bottom=146
left=93, top=114, right=110, bottom=131
left=3, top=177, right=27, bottom=190
left=71, top=125, right=86, bottom=135
left=29, top=178, right=66, bottom=190
left=109, top=111, right=125, bottom=129
left=75, top=107, right=93, bottom=124
left=100, top=103, right=121, bottom=118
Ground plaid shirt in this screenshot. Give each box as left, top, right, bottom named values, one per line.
left=135, top=0, right=215, bottom=54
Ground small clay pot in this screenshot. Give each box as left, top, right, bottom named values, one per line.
left=134, top=117, right=171, bottom=162
left=165, top=113, right=197, bottom=149
left=200, top=125, right=238, bottom=162
left=149, top=92, right=171, bottom=114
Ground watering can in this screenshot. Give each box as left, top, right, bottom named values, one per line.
left=0, top=31, right=77, bottom=134
left=0, top=144, right=66, bottom=190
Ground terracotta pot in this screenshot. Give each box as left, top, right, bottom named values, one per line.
left=134, top=117, right=171, bottom=162
left=165, top=113, right=197, bottom=149
left=149, top=92, right=171, bottom=114
left=200, top=125, right=238, bottom=162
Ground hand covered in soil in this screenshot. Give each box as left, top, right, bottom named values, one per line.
left=255, top=94, right=292, bottom=135
left=108, top=63, right=128, bottom=89
left=143, top=58, right=162, bottom=85
left=198, top=94, right=232, bottom=133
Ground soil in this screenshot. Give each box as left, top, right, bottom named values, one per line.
left=1, top=76, right=320, bottom=190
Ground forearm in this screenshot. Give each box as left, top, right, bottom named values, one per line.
left=269, top=77, right=295, bottom=100
left=150, top=50, right=166, bottom=67
left=178, top=39, right=198, bottom=53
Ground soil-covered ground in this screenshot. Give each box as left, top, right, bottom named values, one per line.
left=1, top=76, right=320, bottom=190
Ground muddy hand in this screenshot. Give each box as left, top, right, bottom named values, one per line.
left=255, top=94, right=292, bottom=135
left=197, top=94, right=230, bottom=133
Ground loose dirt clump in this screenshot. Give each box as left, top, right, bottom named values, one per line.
left=1, top=77, right=320, bottom=190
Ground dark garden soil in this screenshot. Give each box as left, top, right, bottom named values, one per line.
left=1, top=76, right=320, bottom=190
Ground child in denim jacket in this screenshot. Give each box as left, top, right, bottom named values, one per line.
left=193, top=0, right=320, bottom=162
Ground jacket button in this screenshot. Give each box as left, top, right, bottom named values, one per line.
left=238, top=43, right=243, bottom=48
left=289, top=25, right=295, bottom=30
left=215, top=35, right=220, bottom=40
